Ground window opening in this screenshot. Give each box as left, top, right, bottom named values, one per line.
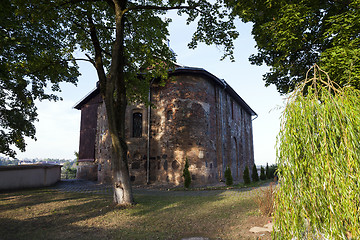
left=133, top=112, right=142, bottom=138
left=167, top=110, right=173, bottom=120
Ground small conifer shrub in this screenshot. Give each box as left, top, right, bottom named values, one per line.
left=182, top=159, right=191, bottom=188
left=252, top=164, right=259, bottom=182
left=243, top=165, right=251, bottom=184
left=260, top=166, right=266, bottom=181
left=266, top=163, right=271, bottom=179
left=224, top=166, right=233, bottom=186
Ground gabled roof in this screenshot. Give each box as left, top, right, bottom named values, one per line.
left=171, top=66, right=257, bottom=116
left=74, top=66, right=257, bottom=117
left=74, top=86, right=100, bottom=110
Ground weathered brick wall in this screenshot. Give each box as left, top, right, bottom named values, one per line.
left=76, top=94, right=102, bottom=181
left=88, top=72, right=255, bottom=186
left=95, top=102, right=112, bottom=184
left=125, top=102, right=149, bottom=185
left=95, top=100, right=150, bottom=185
left=213, top=86, right=254, bottom=182
left=219, top=91, right=255, bottom=181
left=149, top=74, right=218, bottom=186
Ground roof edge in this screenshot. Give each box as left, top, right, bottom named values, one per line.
left=73, top=87, right=100, bottom=110
left=74, top=67, right=257, bottom=117
left=170, top=67, right=257, bottom=116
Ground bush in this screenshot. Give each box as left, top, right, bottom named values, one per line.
left=243, top=165, right=251, bottom=184
left=265, top=163, right=278, bottom=180
left=224, top=166, right=233, bottom=186
left=251, top=164, right=259, bottom=182
left=182, top=159, right=191, bottom=188
left=265, top=163, right=271, bottom=179
left=268, top=164, right=278, bottom=180
left=257, top=182, right=275, bottom=217
left=260, top=166, right=266, bottom=181
left=61, top=167, right=77, bottom=179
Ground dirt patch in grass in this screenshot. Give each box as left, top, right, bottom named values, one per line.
left=0, top=186, right=273, bottom=240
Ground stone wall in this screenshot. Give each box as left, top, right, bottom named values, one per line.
left=216, top=88, right=254, bottom=181
left=95, top=102, right=112, bottom=184
left=92, top=72, right=255, bottom=186
left=76, top=93, right=102, bottom=182
left=149, top=74, right=218, bottom=185
left=0, top=164, right=61, bottom=190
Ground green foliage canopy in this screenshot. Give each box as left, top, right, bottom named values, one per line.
left=0, top=0, right=79, bottom=157
left=0, top=0, right=238, bottom=159
left=226, top=0, right=360, bottom=94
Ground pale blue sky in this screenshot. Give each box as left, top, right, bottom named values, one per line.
left=15, top=15, right=285, bottom=166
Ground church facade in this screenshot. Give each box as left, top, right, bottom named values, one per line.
left=74, top=66, right=256, bottom=186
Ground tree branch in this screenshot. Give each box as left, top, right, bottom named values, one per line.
left=66, top=16, right=91, bottom=35
left=85, top=54, right=95, bottom=65
left=127, top=5, right=196, bottom=11
left=71, top=58, right=94, bottom=64
left=103, top=26, right=116, bottom=30
left=87, top=12, right=107, bottom=84
left=58, top=0, right=98, bottom=7
left=65, top=15, right=113, bottom=58
left=101, top=48, right=112, bottom=58
left=105, top=0, right=115, bottom=10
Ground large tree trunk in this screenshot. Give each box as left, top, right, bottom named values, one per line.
left=104, top=91, right=134, bottom=205
left=101, top=0, right=134, bottom=205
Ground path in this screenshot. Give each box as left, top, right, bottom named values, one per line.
left=51, top=179, right=270, bottom=197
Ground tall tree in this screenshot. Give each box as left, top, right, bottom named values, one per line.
left=226, top=0, right=360, bottom=94
left=3, top=0, right=238, bottom=205
left=0, top=0, right=79, bottom=157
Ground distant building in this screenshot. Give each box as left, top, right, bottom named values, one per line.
left=19, top=160, right=34, bottom=165
left=75, top=66, right=256, bottom=186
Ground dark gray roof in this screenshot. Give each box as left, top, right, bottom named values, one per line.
left=74, top=87, right=100, bottom=110
left=74, top=67, right=257, bottom=116
left=171, top=66, right=257, bottom=116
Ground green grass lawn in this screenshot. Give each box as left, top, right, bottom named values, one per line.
left=0, top=185, right=272, bottom=240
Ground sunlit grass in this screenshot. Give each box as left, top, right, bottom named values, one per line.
left=172, top=179, right=273, bottom=191
left=0, top=186, right=272, bottom=240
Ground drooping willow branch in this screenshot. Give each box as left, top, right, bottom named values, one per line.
left=274, top=64, right=360, bottom=239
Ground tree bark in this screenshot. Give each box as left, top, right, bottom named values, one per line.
left=101, top=0, right=134, bottom=205
left=88, top=0, right=133, bottom=205
left=105, top=92, right=134, bottom=205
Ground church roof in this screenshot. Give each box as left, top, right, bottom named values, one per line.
left=74, top=66, right=257, bottom=117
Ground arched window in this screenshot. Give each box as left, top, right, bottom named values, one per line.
left=133, top=112, right=142, bottom=138
left=167, top=110, right=173, bottom=120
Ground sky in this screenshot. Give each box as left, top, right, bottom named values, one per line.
left=13, top=13, right=285, bottom=166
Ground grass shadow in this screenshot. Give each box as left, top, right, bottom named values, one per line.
left=0, top=184, right=271, bottom=240
left=0, top=190, right=114, bottom=240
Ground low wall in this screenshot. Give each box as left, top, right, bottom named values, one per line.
left=0, top=164, right=61, bottom=191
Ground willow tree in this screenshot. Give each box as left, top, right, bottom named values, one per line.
left=4, top=0, right=238, bottom=205
left=274, top=65, right=360, bottom=238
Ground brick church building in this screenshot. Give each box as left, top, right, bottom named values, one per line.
left=74, top=65, right=256, bottom=186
